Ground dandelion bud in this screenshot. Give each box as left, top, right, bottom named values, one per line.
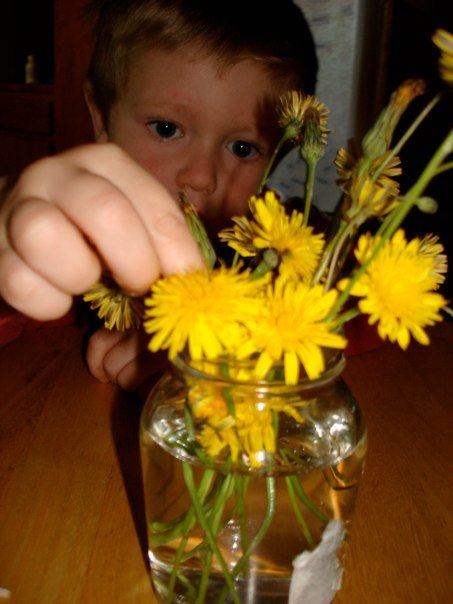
left=263, top=248, right=280, bottom=270
left=251, top=248, right=280, bottom=279
left=300, top=118, right=326, bottom=163
left=362, top=80, right=426, bottom=161
left=416, top=196, right=438, bottom=214
left=180, top=193, right=217, bottom=268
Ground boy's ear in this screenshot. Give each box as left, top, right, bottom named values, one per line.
left=83, top=81, right=109, bottom=143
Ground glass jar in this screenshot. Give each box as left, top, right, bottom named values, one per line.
left=140, top=352, right=366, bottom=604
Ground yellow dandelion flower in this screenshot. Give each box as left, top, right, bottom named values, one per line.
left=219, top=213, right=256, bottom=257
left=269, top=395, right=307, bottom=423
left=197, top=421, right=240, bottom=462
left=219, top=191, right=285, bottom=258
left=144, top=266, right=266, bottom=360
left=335, top=148, right=401, bottom=219
left=346, top=230, right=447, bottom=349
left=432, top=29, right=453, bottom=85
left=347, top=172, right=400, bottom=219
left=187, top=382, right=229, bottom=422
left=237, top=276, right=347, bottom=384
left=235, top=402, right=276, bottom=468
left=197, top=425, right=225, bottom=458
left=189, top=383, right=253, bottom=463
left=335, top=147, right=357, bottom=192
left=188, top=375, right=308, bottom=467
left=252, top=192, right=325, bottom=281
left=196, top=399, right=277, bottom=468
left=188, top=357, right=256, bottom=382
left=83, top=273, right=144, bottom=331
left=336, top=148, right=401, bottom=194
left=418, top=234, right=448, bottom=288
left=220, top=191, right=325, bottom=283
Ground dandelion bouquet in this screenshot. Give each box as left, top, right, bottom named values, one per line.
left=85, top=30, right=451, bottom=604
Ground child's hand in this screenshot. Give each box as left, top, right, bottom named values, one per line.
left=86, top=327, right=168, bottom=397
left=0, top=143, right=203, bottom=320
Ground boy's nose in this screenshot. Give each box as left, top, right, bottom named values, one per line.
left=175, top=149, right=217, bottom=197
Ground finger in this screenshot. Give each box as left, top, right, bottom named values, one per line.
left=86, top=327, right=127, bottom=383
left=14, top=154, right=161, bottom=294
left=0, top=247, right=73, bottom=320
left=86, top=327, right=166, bottom=392
left=51, top=169, right=162, bottom=293
left=100, top=329, right=152, bottom=386
left=56, top=145, right=204, bottom=277
left=8, top=198, right=102, bottom=294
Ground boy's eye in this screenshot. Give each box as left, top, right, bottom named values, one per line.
left=148, top=120, right=182, bottom=139
left=228, top=140, right=259, bottom=159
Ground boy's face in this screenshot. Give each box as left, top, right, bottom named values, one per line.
left=94, top=45, right=286, bottom=232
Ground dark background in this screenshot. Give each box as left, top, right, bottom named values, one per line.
left=385, top=0, right=452, bottom=299
left=0, top=1, right=54, bottom=84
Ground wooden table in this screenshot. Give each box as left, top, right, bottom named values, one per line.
left=0, top=320, right=452, bottom=603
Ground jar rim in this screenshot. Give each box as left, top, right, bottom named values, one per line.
left=171, top=351, right=346, bottom=390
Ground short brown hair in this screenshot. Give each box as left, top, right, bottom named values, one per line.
left=86, top=0, right=318, bottom=124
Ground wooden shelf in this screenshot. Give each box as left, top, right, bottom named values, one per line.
left=0, top=0, right=93, bottom=176
left=0, top=82, right=54, bottom=95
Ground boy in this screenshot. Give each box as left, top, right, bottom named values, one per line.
left=0, top=0, right=317, bottom=393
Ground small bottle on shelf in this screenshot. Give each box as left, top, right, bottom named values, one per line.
left=25, top=54, right=37, bottom=84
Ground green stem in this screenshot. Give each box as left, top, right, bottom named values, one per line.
left=312, top=219, right=348, bottom=285
left=372, top=93, right=441, bottom=183
left=332, top=306, right=361, bottom=328
left=250, top=248, right=279, bottom=279
left=323, top=212, right=364, bottom=292
left=234, top=475, right=251, bottom=561
left=379, top=127, right=453, bottom=240
left=233, top=476, right=276, bottom=575
left=182, top=463, right=241, bottom=604
left=257, top=133, right=292, bottom=195
left=290, top=475, right=329, bottom=524
left=221, top=384, right=235, bottom=417
left=285, top=476, right=314, bottom=548
left=166, top=469, right=216, bottom=603
left=180, top=542, right=204, bottom=562
left=183, top=405, right=213, bottom=466
left=442, top=305, right=453, bottom=319
left=197, top=474, right=235, bottom=604
left=303, top=158, right=317, bottom=225
left=151, top=476, right=228, bottom=549
left=216, top=477, right=276, bottom=604
left=165, top=516, right=194, bottom=604
left=184, top=404, right=197, bottom=442
left=149, top=511, right=194, bottom=547
left=280, top=451, right=329, bottom=524
left=435, top=160, right=453, bottom=176
left=197, top=550, right=213, bottom=604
